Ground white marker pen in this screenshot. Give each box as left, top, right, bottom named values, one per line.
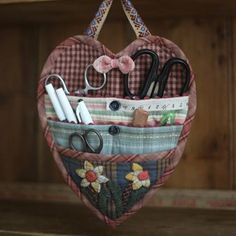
left=56, top=88, right=77, bottom=123
left=76, top=99, right=94, bottom=125
left=45, top=83, right=66, bottom=121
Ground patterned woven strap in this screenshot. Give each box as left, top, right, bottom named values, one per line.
left=121, top=0, right=151, bottom=38
left=84, top=0, right=151, bottom=39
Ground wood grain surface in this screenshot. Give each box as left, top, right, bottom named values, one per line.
left=232, top=19, right=236, bottom=190
left=1, top=0, right=236, bottom=25
left=1, top=183, right=236, bottom=210
left=147, top=18, right=232, bottom=189
left=0, top=200, right=236, bottom=236
left=0, top=27, right=39, bottom=182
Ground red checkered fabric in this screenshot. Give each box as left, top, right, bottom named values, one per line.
left=47, top=41, right=187, bottom=98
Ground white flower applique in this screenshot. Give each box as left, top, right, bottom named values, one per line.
left=125, top=163, right=151, bottom=190
left=76, top=161, right=109, bottom=193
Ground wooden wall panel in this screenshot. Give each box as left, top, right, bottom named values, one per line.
left=145, top=19, right=232, bottom=189
left=0, top=27, right=39, bottom=181
left=233, top=19, right=236, bottom=189
left=1, top=0, right=236, bottom=24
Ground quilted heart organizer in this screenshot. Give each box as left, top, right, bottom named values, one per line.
left=38, top=0, right=197, bottom=227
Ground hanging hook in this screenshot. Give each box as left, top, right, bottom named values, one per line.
left=44, top=74, right=70, bottom=95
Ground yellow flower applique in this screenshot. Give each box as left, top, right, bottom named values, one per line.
left=125, top=163, right=151, bottom=190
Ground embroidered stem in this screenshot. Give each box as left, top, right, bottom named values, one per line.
left=124, top=187, right=149, bottom=211
left=107, top=181, right=123, bottom=218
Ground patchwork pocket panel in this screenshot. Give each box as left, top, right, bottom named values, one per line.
left=62, top=155, right=173, bottom=220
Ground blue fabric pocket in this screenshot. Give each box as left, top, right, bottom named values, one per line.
left=48, top=120, right=183, bottom=155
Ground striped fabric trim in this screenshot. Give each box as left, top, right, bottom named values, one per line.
left=44, top=95, right=188, bottom=127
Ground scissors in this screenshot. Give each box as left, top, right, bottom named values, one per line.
left=123, top=49, right=191, bottom=99
left=75, top=64, right=107, bottom=95
left=69, top=129, right=103, bottom=154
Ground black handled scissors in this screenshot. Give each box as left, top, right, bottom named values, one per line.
left=123, top=49, right=191, bottom=99
left=69, top=129, right=103, bottom=154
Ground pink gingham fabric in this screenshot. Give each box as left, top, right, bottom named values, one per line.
left=42, top=36, right=188, bottom=98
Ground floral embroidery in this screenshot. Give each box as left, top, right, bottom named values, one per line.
left=76, top=161, right=109, bottom=193
left=125, top=163, right=151, bottom=190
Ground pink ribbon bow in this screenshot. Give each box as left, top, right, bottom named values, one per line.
left=93, top=55, right=135, bottom=74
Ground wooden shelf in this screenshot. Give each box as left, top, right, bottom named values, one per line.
left=0, top=200, right=236, bottom=235
left=0, top=0, right=236, bottom=24
left=1, top=183, right=236, bottom=210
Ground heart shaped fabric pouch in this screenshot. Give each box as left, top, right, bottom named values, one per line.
left=38, top=0, right=196, bottom=227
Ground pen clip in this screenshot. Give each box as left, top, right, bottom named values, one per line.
left=75, top=104, right=82, bottom=123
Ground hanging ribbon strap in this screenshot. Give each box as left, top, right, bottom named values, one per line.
left=84, top=0, right=151, bottom=39
left=121, top=0, right=151, bottom=38
left=84, top=0, right=113, bottom=39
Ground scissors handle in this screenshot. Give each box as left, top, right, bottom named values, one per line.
left=83, top=129, right=103, bottom=154
left=124, top=49, right=159, bottom=99
left=155, top=58, right=191, bottom=98
left=69, top=129, right=103, bottom=154
left=75, top=64, right=107, bottom=95
left=69, top=132, right=87, bottom=152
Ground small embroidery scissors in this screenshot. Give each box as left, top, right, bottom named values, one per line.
left=69, top=129, right=103, bottom=154
left=75, top=64, right=107, bottom=95
left=123, top=49, right=191, bottom=99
